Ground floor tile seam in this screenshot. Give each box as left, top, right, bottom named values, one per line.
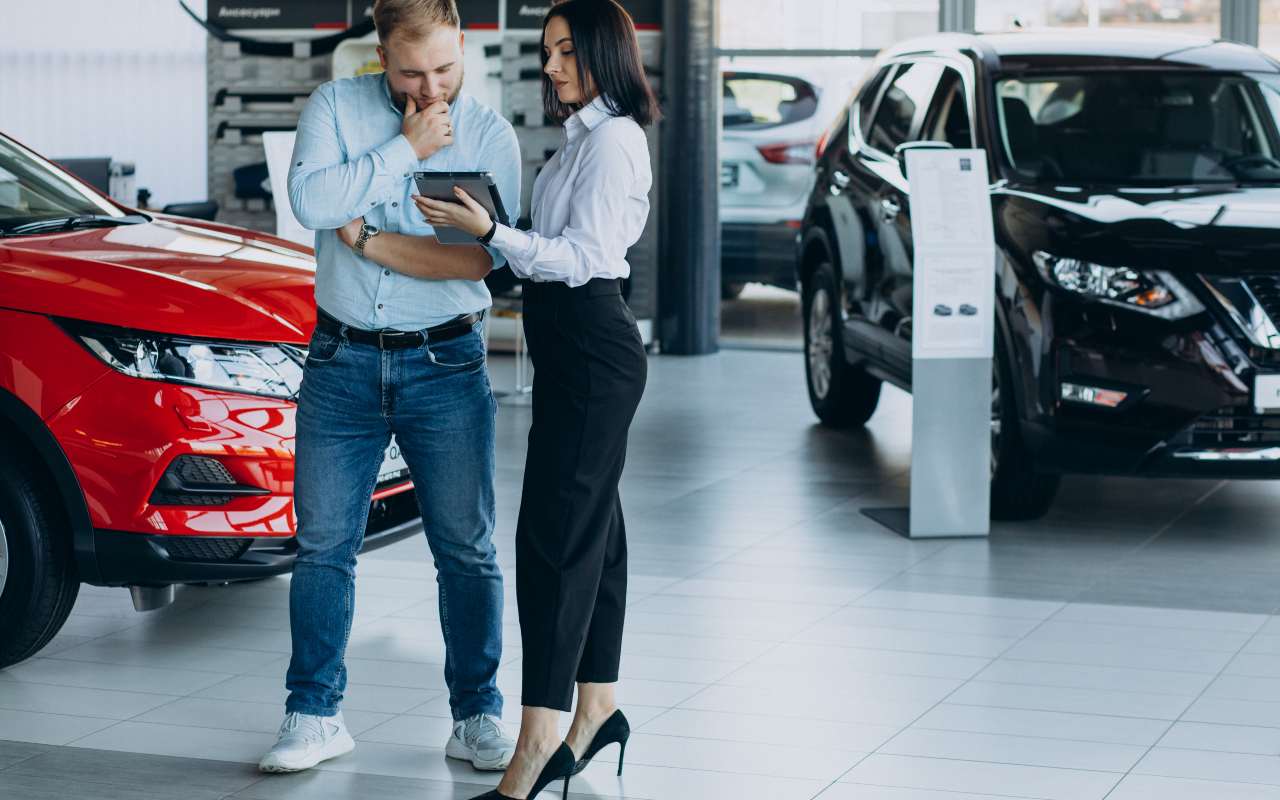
left=985, top=654, right=1234, bottom=679
left=59, top=687, right=198, bottom=750
left=33, top=652, right=251, bottom=678
left=906, top=722, right=1171, bottom=750
left=617, top=727, right=871, bottom=753
left=957, top=677, right=1216, bottom=702
left=0, top=747, right=49, bottom=774
left=824, top=749, right=1135, bottom=775
left=715, top=547, right=920, bottom=691
left=0, top=703, right=136, bottom=724
left=43, top=598, right=208, bottom=650
left=816, top=777, right=1054, bottom=800
left=940, top=700, right=1186, bottom=724
left=0, top=673, right=192, bottom=699
left=831, top=576, right=1105, bottom=791
left=1101, top=576, right=1263, bottom=800
left=1063, top=481, right=1231, bottom=610
left=804, top=555, right=1023, bottom=795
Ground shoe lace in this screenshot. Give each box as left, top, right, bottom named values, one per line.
left=466, top=713, right=503, bottom=745
left=281, top=712, right=328, bottom=744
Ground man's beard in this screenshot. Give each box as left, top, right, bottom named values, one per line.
left=393, top=64, right=465, bottom=111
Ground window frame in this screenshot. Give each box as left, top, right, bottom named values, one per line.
left=850, top=52, right=982, bottom=175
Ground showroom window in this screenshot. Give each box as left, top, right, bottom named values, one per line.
left=976, top=0, right=1220, bottom=36
left=720, top=0, right=939, bottom=51
left=866, top=62, right=946, bottom=155
left=716, top=0, right=941, bottom=349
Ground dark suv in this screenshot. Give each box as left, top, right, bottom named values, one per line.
left=799, top=30, right=1280, bottom=519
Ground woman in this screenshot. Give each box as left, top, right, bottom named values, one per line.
left=418, top=1, right=656, bottom=797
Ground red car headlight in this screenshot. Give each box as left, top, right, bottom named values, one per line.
left=57, top=318, right=305, bottom=400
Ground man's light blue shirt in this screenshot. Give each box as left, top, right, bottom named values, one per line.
left=288, top=73, right=521, bottom=331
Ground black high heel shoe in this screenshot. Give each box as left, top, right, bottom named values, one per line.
left=571, top=709, right=631, bottom=776
left=468, top=742, right=576, bottom=800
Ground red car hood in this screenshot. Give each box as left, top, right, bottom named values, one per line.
left=0, top=215, right=317, bottom=344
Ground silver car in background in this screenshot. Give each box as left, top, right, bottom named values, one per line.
left=720, top=70, right=843, bottom=299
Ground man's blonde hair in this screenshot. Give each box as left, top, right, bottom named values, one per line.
left=373, top=0, right=460, bottom=43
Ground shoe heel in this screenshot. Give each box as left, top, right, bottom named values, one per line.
left=616, top=738, right=626, bottom=777
left=562, top=774, right=571, bottom=799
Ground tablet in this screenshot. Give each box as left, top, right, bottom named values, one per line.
left=413, top=171, right=509, bottom=245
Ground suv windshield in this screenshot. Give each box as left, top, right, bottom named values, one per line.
left=996, top=71, right=1280, bottom=185
left=0, top=136, right=129, bottom=232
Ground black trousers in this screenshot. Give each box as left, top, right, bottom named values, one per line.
left=516, top=278, right=648, bottom=711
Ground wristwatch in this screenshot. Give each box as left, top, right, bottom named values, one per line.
left=353, top=223, right=381, bottom=257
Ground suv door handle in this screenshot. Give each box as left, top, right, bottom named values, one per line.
left=831, top=170, right=851, bottom=189
left=880, top=196, right=902, bottom=221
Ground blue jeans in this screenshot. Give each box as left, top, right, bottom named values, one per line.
left=285, top=319, right=503, bottom=721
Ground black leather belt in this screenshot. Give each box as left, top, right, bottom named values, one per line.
left=315, top=308, right=480, bottom=350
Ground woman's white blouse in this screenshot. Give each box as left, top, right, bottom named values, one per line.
left=489, top=95, right=652, bottom=286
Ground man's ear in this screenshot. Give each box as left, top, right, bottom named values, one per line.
left=458, top=30, right=466, bottom=54
left=376, top=45, right=389, bottom=72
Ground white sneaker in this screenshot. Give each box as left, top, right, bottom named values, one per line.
left=258, top=711, right=355, bottom=773
left=445, top=713, right=515, bottom=771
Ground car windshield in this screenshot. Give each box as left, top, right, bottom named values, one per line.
left=995, top=71, right=1280, bottom=186
left=723, top=73, right=819, bottom=130
left=0, top=136, right=126, bottom=231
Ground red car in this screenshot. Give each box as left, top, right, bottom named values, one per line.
left=0, top=132, right=421, bottom=668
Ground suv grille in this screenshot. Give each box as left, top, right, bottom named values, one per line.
left=162, top=537, right=253, bottom=562
left=1175, top=407, right=1280, bottom=449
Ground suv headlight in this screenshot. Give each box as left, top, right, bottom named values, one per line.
left=59, top=319, right=304, bottom=399
left=1032, top=251, right=1204, bottom=320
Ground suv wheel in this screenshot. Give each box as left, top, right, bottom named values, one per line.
left=0, top=455, right=80, bottom=668
left=990, top=329, right=1060, bottom=520
left=804, top=261, right=881, bottom=428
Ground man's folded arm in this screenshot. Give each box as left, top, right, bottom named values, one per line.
left=287, top=86, right=419, bottom=230
left=360, top=232, right=492, bottom=281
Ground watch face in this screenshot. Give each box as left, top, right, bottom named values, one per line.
left=362, top=224, right=380, bottom=236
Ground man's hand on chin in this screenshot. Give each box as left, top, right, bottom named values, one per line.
left=337, top=218, right=363, bottom=249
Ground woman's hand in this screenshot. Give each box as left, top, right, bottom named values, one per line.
left=337, top=217, right=363, bottom=248
left=414, top=187, right=493, bottom=238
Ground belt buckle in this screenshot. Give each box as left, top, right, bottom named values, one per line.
left=378, top=330, right=389, bottom=350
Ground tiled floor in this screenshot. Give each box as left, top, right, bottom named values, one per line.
left=6, top=350, right=1280, bottom=798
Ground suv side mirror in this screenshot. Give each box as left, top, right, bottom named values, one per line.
left=894, top=140, right=954, bottom=180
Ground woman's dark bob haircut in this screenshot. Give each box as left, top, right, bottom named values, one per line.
left=541, top=0, right=661, bottom=127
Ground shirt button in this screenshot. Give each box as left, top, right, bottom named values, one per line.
left=384, top=270, right=391, bottom=276
left=377, top=303, right=384, bottom=309
left=392, top=202, right=398, bottom=208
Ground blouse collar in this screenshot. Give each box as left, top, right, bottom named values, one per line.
left=566, top=94, right=615, bottom=140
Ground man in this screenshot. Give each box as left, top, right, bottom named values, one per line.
left=258, top=0, right=520, bottom=774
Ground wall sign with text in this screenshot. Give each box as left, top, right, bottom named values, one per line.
left=505, top=0, right=661, bottom=30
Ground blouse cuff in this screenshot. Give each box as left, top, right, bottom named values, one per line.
left=489, top=223, right=532, bottom=259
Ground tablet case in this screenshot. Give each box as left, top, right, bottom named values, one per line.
left=413, top=171, right=508, bottom=245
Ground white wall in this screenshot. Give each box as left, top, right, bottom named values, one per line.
left=0, top=0, right=209, bottom=207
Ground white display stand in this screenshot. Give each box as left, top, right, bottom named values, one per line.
left=865, top=148, right=996, bottom=539
left=261, top=130, right=313, bottom=250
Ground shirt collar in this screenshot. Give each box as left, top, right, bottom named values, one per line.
left=566, top=95, right=614, bottom=138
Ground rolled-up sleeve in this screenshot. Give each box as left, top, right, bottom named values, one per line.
left=489, top=125, right=639, bottom=286
left=287, top=84, right=419, bottom=231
